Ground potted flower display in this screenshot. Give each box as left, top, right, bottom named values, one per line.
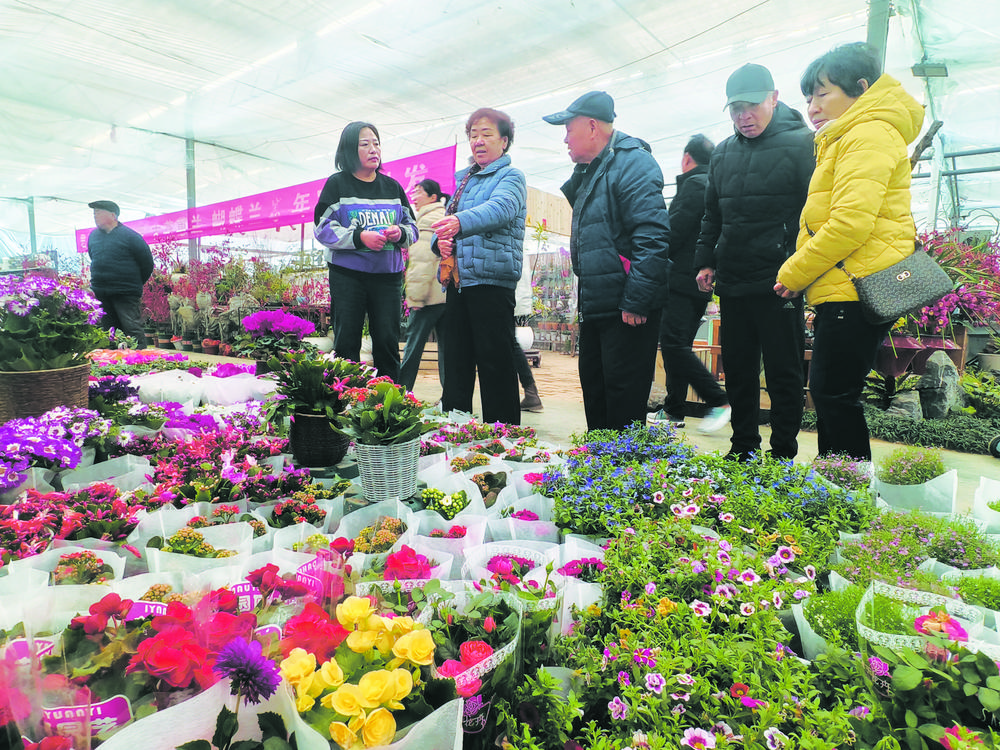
left=231, top=310, right=318, bottom=373
left=874, top=446, right=957, bottom=514
left=336, top=377, right=429, bottom=501
left=0, top=274, right=108, bottom=422
left=266, top=351, right=374, bottom=467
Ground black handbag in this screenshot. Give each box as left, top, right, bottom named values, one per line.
left=836, top=247, right=954, bottom=325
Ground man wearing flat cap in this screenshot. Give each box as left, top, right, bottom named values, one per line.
left=544, top=91, right=671, bottom=431
left=87, top=200, right=154, bottom=348
left=693, top=63, right=814, bottom=462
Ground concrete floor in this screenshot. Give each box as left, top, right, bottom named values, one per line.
left=405, top=347, right=999, bottom=504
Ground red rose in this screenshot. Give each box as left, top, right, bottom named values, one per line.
left=436, top=659, right=467, bottom=678
left=127, top=630, right=210, bottom=688
left=455, top=678, right=482, bottom=698
left=459, top=640, right=494, bottom=668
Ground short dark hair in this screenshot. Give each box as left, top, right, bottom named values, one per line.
left=684, top=134, right=714, bottom=166
left=417, top=179, right=449, bottom=203
left=465, top=108, right=514, bottom=152
left=335, top=121, right=381, bottom=174
left=801, top=42, right=882, bottom=98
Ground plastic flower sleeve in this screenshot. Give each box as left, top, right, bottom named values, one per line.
left=146, top=522, right=254, bottom=575
left=874, top=469, right=958, bottom=514
left=271, top=521, right=327, bottom=555
left=791, top=601, right=831, bottom=660
left=330, top=498, right=415, bottom=543
left=412, top=510, right=488, bottom=579
left=971, top=477, right=1000, bottom=533
left=60, top=454, right=154, bottom=494
left=8, top=544, right=126, bottom=584
left=486, top=493, right=560, bottom=543
left=460, top=540, right=559, bottom=582
left=198, top=370, right=280, bottom=406
left=374, top=697, right=464, bottom=750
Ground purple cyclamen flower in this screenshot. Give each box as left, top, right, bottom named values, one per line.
left=213, top=637, right=281, bottom=705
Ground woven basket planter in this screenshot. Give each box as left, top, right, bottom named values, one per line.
left=0, top=362, right=91, bottom=423
left=353, top=437, right=421, bottom=502
left=288, top=412, right=350, bottom=467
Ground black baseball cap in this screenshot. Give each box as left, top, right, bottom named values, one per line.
left=724, top=64, right=775, bottom=108
left=543, top=91, right=616, bottom=125
left=88, top=200, right=120, bottom=215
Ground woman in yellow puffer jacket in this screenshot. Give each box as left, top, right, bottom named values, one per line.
left=774, top=42, right=924, bottom=459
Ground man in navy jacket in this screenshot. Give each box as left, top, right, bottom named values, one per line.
left=544, top=91, right=671, bottom=431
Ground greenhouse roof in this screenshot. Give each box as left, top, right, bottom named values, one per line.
left=1, top=0, right=998, bottom=242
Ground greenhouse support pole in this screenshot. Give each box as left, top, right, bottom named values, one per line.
left=866, top=0, right=891, bottom=69
left=26, top=196, right=37, bottom=256
left=186, top=137, right=199, bottom=262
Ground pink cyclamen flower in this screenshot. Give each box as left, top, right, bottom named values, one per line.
left=680, top=728, right=716, bottom=750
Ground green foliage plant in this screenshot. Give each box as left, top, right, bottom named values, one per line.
left=960, top=368, right=1000, bottom=420
left=954, top=575, right=1000, bottom=611
left=266, top=351, right=373, bottom=420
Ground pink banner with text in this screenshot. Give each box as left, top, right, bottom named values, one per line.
left=76, top=144, right=457, bottom=252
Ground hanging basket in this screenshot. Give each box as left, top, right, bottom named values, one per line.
left=288, top=412, right=351, bottom=467
left=0, top=362, right=91, bottom=423
left=353, top=437, right=421, bottom=502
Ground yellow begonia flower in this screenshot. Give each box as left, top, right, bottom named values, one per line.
left=363, top=613, right=389, bottom=632
left=347, top=629, right=380, bottom=653
left=392, top=668, right=413, bottom=701
left=296, top=684, right=316, bottom=714
left=358, top=669, right=396, bottom=708
left=390, top=628, right=435, bottom=666
left=337, top=596, right=373, bottom=629
left=329, top=721, right=359, bottom=750
left=280, top=647, right=317, bottom=685
left=318, top=658, right=345, bottom=689
left=386, top=616, right=416, bottom=635
left=324, top=683, right=366, bottom=717
left=362, top=708, right=396, bottom=748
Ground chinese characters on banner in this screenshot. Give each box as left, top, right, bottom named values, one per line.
left=75, top=144, right=457, bottom=252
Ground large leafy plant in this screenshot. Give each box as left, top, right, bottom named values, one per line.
left=266, top=352, right=373, bottom=420
left=0, top=274, right=108, bottom=371
left=336, top=377, right=428, bottom=445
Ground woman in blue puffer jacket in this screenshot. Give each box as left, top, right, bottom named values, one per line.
left=432, top=107, right=527, bottom=424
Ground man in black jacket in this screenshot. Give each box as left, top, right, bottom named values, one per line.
left=544, top=91, right=671, bottom=431
left=693, top=64, right=814, bottom=461
left=87, top=200, right=154, bottom=349
left=650, top=135, right=730, bottom=433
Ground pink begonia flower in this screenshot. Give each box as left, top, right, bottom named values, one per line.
left=915, top=610, right=969, bottom=642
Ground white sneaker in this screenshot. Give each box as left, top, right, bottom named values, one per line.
left=647, top=409, right=684, bottom=428
left=698, top=405, right=732, bottom=434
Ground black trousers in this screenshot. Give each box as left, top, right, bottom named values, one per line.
left=718, top=293, right=804, bottom=459
left=97, top=293, right=147, bottom=349
left=328, top=265, right=402, bottom=382
left=578, top=312, right=660, bottom=431
left=810, top=300, right=891, bottom=460
left=658, top=294, right=727, bottom=417
left=440, top=284, right=520, bottom=425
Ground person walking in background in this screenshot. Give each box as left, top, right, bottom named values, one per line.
left=543, top=91, right=671, bottom=431
left=432, top=108, right=526, bottom=425
left=514, top=267, right=543, bottom=412
left=313, top=121, right=418, bottom=382
left=775, top=43, right=924, bottom=460
left=648, top=135, right=730, bottom=433
left=694, top=64, right=814, bottom=462
left=87, top=199, right=154, bottom=349
left=400, top=179, right=448, bottom=391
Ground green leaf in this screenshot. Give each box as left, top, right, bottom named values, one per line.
left=892, top=665, right=924, bottom=691
left=904, top=709, right=918, bottom=728
left=257, top=712, right=287, bottom=742
left=177, top=741, right=212, bottom=750
left=978, top=686, right=1000, bottom=712
left=213, top=706, right=239, bottom=750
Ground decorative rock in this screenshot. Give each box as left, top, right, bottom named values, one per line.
left=886, top=390, right=923, bottom=420
left=917, top=350, right=964, bottom=419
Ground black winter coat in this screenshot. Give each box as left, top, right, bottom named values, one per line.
left=668, top=165, right=710, bottom=300
left=87, top=223, right=154, bottom=297
left=693, top=102, right=815, bottom=296
left=561, top=131, right=671, bottom=321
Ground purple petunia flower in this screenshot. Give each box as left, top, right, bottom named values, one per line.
left=608, top=696, right=629, bottom=720
left=645, top=673, right=666, bottom=694
left=213, top=637, right=281, bottom=705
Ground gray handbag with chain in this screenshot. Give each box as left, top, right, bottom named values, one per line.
left=836, top=247, right=954, bottom=325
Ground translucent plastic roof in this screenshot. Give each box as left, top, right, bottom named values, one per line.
left=1, top=0, right=998, bottom=247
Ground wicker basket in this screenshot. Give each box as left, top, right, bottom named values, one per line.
left=354, top=437, right=421, bottom=502
left=0, top=362, right=91, bottom=423
left=288, top=412, right=351, bottom=467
